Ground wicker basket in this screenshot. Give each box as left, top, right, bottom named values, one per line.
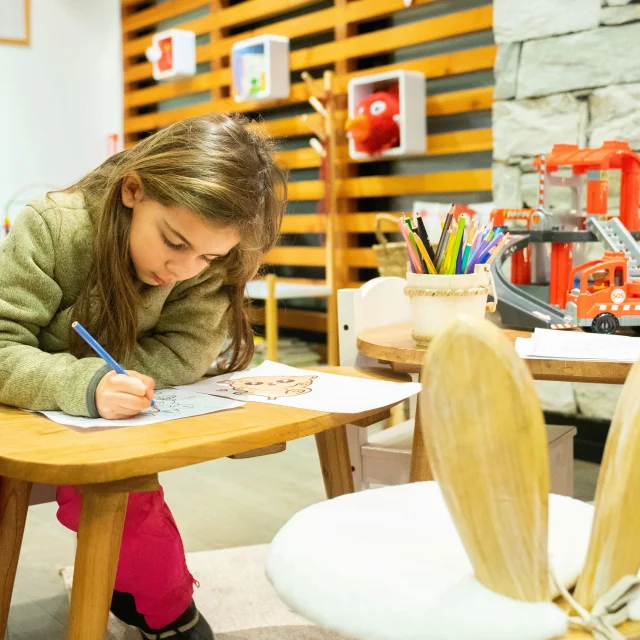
left=372, top=214, right=407, bottom=278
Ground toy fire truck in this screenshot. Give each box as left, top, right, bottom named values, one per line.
left=489, top=141, right=640, bottom=332
left=563, top=251, right=640, bottom=334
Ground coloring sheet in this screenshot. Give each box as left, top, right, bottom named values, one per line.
left=176, top=361, right=422, bottom=413
left=37, top=388, right=244, bottom=429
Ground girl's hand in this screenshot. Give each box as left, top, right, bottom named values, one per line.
left=96, top=370, right=156, bottom=420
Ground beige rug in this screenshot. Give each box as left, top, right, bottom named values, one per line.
left=60, top=544, right=349, bottom=639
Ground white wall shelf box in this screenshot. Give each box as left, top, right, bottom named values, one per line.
left=231, top=35, right=290, bottom=102
left=145, top=29, right=196, bottom=81
left=347, top=70, right=426, bottom=160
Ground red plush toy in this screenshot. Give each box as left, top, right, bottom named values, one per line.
left=345, top=84, right=401, bottom=155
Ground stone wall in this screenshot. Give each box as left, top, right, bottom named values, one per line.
left=493, top=0, right=640, bottom=209
left=492, top=0, right=640, bottom=421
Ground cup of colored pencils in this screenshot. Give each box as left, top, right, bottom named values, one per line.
left=399, top=206, right=506, bottom=345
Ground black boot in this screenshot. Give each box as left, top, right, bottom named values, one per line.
left=137, top=604, right=214, bottom=640
left=111, top=591, right=214, bottom=639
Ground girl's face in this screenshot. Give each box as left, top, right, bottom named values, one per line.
left=122, top=173, right=240, bottom=286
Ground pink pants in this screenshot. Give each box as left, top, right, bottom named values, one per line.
left=56, top=485, right=194, bottom=630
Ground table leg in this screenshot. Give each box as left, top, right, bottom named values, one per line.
left=409, top=393, right=433, bottom=482
left=316, top=425, right=355, bottom=498
left=390, top=402, right=405, bottom=426
left=266, top=274, right=278, bottom=362
left=67, top=489, right=128, bottom=640
left=0, top=477, right=32, bottom=640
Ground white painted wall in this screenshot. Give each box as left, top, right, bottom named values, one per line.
left=0, top=0, right=123, bottom=226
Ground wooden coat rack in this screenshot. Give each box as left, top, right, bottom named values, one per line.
left=301, top=69, right=339, bottom=366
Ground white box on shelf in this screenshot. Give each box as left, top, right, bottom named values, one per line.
left=146, top=29, right=196, bottom=81
left=231, top=35, right=290, bottom=102
left=347, top=70, right=426, bottom=159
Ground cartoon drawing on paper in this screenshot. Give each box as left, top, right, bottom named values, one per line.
left=153, top=390, right=194, bottom=415
left=218, top=375, right=317, bottom=400
left=175, top=361, right=422, bottom=414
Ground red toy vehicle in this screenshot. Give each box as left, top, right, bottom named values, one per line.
left=563, top=251, right=640, bottom=333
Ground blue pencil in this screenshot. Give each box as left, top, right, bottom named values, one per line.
left=72, top=321, right=158, bottom=410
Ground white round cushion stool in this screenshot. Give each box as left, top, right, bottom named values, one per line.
left=266, top=482, right=595, bottom=640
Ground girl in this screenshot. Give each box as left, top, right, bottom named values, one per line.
left=0, top=115, right=286, bottom=639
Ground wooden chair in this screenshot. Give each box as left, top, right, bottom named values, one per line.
left=338, top=276, right=417, bottom=488
left=0, top=367, right=392, bottom=640
left=338, top=277, right=576, bottom=495
left=266, top=317, right=640, bottom=639
left=245, top=274, right=332, bottom=363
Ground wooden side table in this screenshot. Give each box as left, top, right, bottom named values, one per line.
left=357, top=323, right=631, bottom=483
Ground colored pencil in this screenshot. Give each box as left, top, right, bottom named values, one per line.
left=485, top=234, right=510, bottom=265
left=435, top=209, right=454, bottom=263
left=468, top=226, right=493, bottom=266
left=478, top=232, right=504, bottom=262
left=452, top=217, right=467, bottom=274
left=467, top=232, right=504, bottom=274
left=464, top=224, right=489, bottom=273
left=440, top=229, right=457, bottom=275
left=468, top=227, right=485, bottom=263
left=416, top=216, right=436, bottom=264
left=435, top=230, right=451, bottom=272
left=467, top=220, right=478, bottom=245
left=407, top=232, right=425, bottom=273
left=414, top=235, right=437, bottom=274
left=72, top=321, right=158, bottom=410
left=460, top=242, right=473, bottom=275
left=397, top=219, right=423, bottom=273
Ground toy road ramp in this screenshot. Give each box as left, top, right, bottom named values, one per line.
left=490, top=235, right=567, bottom=330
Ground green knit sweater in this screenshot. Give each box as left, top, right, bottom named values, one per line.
left=0, top=191, right=230, bottom=417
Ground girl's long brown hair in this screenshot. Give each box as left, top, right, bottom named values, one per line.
left=64, top=114, right=287, bottom=372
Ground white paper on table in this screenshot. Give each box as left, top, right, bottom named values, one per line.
left=37, top=388, right=244, bottom=429
left=514, top=336, right=535, bottom=359
left=516, top=328, right=640, bottom=363
left=176, top=361, right=422, bottom=413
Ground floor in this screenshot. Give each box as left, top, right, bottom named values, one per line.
left=4, top=437, right=600, bottom=640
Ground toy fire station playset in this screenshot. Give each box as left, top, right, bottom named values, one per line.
left=489, top=140, right=640, bottom=335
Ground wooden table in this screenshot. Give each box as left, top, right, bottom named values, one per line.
left=0, top=367, right=390, bottom=640
left=358, top=323, right=632, bottom=384
left=357, top=323, right=632, bottom=482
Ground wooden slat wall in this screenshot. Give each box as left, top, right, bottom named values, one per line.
left=121, top=0, right=494, bottom=330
